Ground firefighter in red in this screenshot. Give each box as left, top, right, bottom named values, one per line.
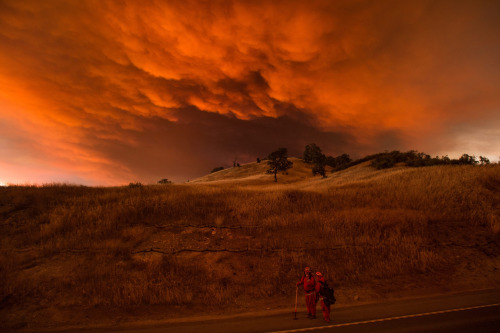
left=296, top=267, right=316, bottom=318
left=315, top=272, right=331, bottom=322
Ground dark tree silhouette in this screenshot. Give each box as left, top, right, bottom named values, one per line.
left=312, top=164, right=326, bottom=178
left=210, top=166, right=224, bottom=173
left=326, top=154, right=352, bottom=168
left=267, top=148, right=293, bottom=182
left=336, top=154, right=352, bottom=166
left=312, top=153, right=327, bottom=177
left=303, top=143, right=323, bottom=163
left=303, top=143, right=332, bottom=177
left=458, top=154, right=478, bottom=165
left=479, top=156, right=490, bottom=165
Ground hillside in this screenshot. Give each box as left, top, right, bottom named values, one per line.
left=190, top=158, right=317, bottom=184
left=191, top=157, right=410, bottom=190
left=1, top=161, right=499, bottom=330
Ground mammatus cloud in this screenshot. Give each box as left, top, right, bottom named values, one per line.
left=0, top=0, right=498, bottom=184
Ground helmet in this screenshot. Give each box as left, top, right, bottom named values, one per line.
left=316, top=272, right=322, bottom=277
left=304, top=267, right=311, bottom=272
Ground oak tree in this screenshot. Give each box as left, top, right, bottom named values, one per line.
left=267, top=148, right=293, bottom=182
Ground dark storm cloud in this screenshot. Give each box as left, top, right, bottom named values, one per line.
left=89, top=106, right=357, bottom=183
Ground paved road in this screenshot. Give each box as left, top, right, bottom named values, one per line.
left=267, top=303, right=500, bottom=333
left=60, top=289, right=500, bottom=333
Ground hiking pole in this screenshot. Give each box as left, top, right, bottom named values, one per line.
left=293, top=286, right=298, bottom=320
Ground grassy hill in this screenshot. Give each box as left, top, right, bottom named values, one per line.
left=190, top=158, right=403, bottom=189
left=190, top=158, right=316, bottom=184
left=1, top=159, right=499, bottom=330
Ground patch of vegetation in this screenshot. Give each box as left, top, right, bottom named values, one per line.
left=328, top=151, right=489, bottom=173
left=210, top=166, right=224, bottom=173
left=303, top=143, right=352, bottom=176
left=326, top=154, right=352, bottom=168
left=370, top=151, right=484, bottom=170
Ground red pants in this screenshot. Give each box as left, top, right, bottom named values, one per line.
left=319, top=298, right=331, bottom=321
left=305, top=292, right=316, bottom=316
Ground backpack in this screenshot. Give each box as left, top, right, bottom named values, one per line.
left=320, top=281, right=336, bottom=306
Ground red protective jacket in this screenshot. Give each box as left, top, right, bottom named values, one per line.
left=297, top=273, right=316, bottom=293
left=315, top=276, right=326, bottom=294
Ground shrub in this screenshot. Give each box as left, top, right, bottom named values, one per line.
left=210, top=166, right=224, bottom=173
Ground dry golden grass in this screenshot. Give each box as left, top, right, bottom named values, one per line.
left=191, top=158, right=317, bottom=184
left=1, top=162, right=499, bottom=329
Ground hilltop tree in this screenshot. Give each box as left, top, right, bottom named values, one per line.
left=312, top=164, right=327, bottom=178
left=304, top=143, right=335, bottom=177
left=326, top=153, right=352, bottom=168
left=325, top=155, right=335, bottom=167
left=441, top=155, right=451, bottom=164
left=479, top=156, right=490, bottom=165
left=336, top=153, right=352, bottom=166
left=303, top=143, right=323, bottom=163
left=267, top=148, right=293, bottom=182
left=312, top=152, right=327, bottom=178
left=157, top=179, right=172, bottom=184
left=458, top=154, right=478, bottom=165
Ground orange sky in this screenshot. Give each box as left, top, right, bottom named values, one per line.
left=0, top=0, right=499, bottom=185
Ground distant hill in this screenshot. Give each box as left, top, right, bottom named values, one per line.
left=190, top=157, right=409, bottom=189
left=190, top=157, right=318, bottom=184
